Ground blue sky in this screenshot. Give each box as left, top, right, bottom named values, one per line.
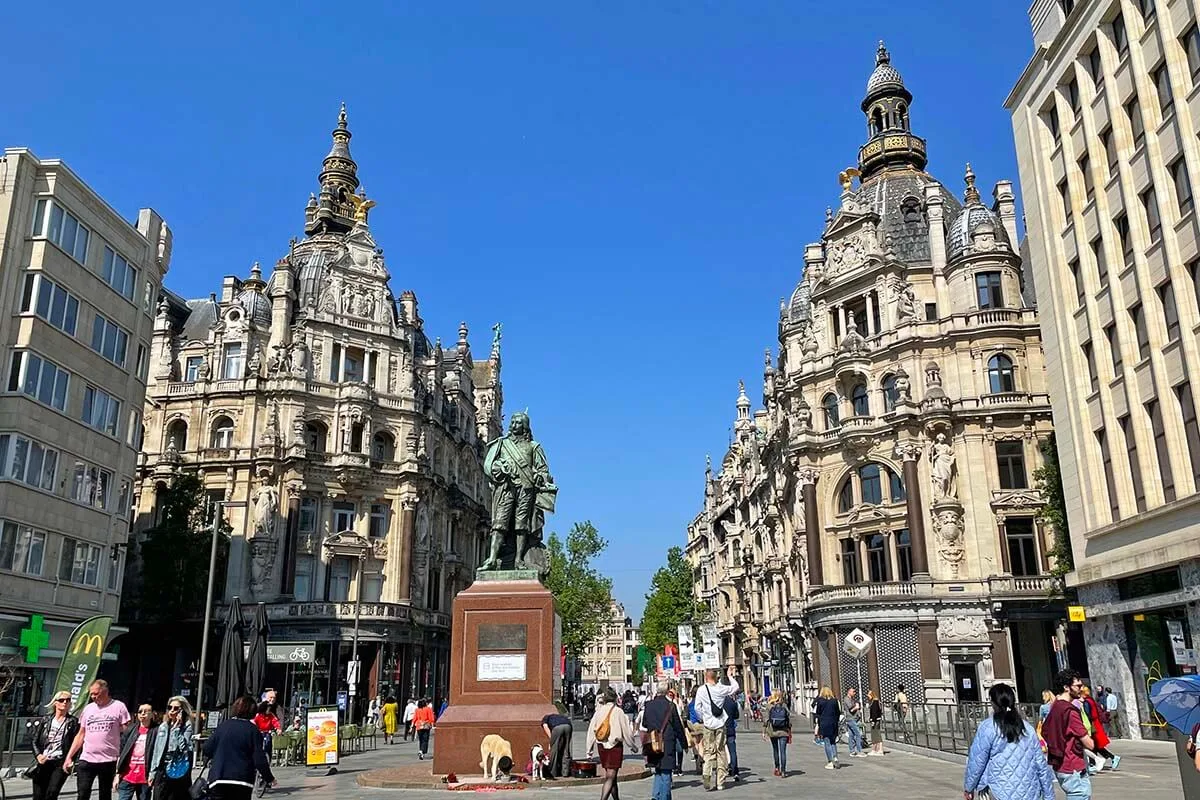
left=7, top=2, right=1034, bottom=621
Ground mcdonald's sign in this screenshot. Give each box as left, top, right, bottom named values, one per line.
left=51, top=616, right=113, bottom=714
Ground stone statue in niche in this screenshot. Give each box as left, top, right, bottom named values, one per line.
left=792, top=397, right=812, bottom=431
left=196, top=355, right=211, bottom=380
left=253, top=483, right=279, bottom=538
left=290, top=339, right=309, bottom=377
left=268, top=345, right=288, bottom=376
left=895, top=280, right=917, bottom=321
left=930, top=433, right=957, bottom=501
left=247, top=345, right=264, bottom=377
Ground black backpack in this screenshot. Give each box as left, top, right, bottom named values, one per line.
left=622, top=696, right=637, bottom=714
left=769, top=703, right=789, bottom=730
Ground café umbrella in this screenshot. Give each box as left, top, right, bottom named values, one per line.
left=244, top=602, right=270, bottom=701
left=1148, top=674, right=1200, bottom=737
left=215, top=596, right=246, bottom=712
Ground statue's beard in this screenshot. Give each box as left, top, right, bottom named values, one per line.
left=511, top=429, right=531, bottom=442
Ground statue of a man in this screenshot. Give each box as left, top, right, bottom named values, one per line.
left=480, top=412, right=557, bottom=572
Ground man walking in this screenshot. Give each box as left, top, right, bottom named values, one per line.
left=402, top=698, right=418, bottom=741
left=541, top=710, right=573, bottom=778
left=64, top=680, right=132, bottom=800
left=1044, top=668, right=1095, bottom=800
left=641, top=682, right=686, bottom=800
left=693, top=666, right=740, bottom=792
left=844, top=687, right=865, bottom=757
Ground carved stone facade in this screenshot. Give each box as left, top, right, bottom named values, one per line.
left=686, top=45, right=1065, bottom=706
left=130, top=109, right=503, bottom=708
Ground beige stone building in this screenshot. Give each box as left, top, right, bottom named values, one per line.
left=0, top=148, right=169, bottom=711
left=580, top=600, right=637, bottom=689
left=1008, top=0, right=1200, bottom=738
left=128, top=107, right=501, bottom=709
left=687, top=44, right=1068, bottom=707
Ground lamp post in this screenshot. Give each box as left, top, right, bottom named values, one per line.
left=196, top=497, right=224, bottom=730
left=348, top=541, right=367, bottom=723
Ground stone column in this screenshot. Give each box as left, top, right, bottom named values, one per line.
left=865, top=292, right=876, bottom=336
left=896, top=442, right=931, bottom=577
left=799, top=469, right=823, bottom=588
left=397, top=497, right=418, bottom=603
left=280, top=489, right=300, bottom=597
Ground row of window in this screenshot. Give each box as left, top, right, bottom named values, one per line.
left=8, top=350, right=128, bottom=438
left=1081, top=272, right=1192, bottom=390
left=1095, top=380, right=1200, bottom=522
left=0, top=432, right=130, bottom=512
left=167, top=415, right=400, bottom=461
left=0, top=519, right=121, bottom=589
left=297, top=497, right=392, bottom=539
left=31, top=199, right=143, bottom=304
left=292, top=553, right=448, bottom=611
left=21, top=274, right=141, bottom=371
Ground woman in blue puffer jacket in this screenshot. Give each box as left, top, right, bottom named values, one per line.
left=964, top=683, right=1055, bottom=800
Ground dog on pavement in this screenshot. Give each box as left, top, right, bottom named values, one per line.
left=529, top=744, right=552, bottom=780
left=480, top=734, right=514, bottom=781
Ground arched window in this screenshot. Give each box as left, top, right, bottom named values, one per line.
left=872, top=107, right=885, bottom=135
left=901, top=196, right=922, bottom=224
left=210, top=416, right=234, bottom=449
left=823, top=393, right=840, bottom=430
left=988, top=354, right=1016, bottom=393
left=166, top=419, right=188, bottom=451
left=896, top=103, right=908, bottom=130
left=837, top=477, right=854, bottom=513
left=859, top=464, right=883, bottom=505
left=881, top=375, right=898, bottom=412
left=888, top=467, right=906, bottom=503
left=372, top=432, right=395, bottom=461
left=304, top=421, right=327, bottom=453
left=851, top=383, right=870, bottom=417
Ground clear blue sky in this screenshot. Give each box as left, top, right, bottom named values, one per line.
left=7, top=2, right=1034, bottom=622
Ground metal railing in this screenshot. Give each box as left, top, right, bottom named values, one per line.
left=879, top=702, right=1042, bottom=756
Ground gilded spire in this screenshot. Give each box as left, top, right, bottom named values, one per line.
left=964, top=162, right=981, bottom=205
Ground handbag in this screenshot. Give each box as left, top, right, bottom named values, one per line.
left=594, top=707, right=615, bottom=742
left=22, top=759, right=43, bottom=780
left=641, top=709, right=671, bottom=757
left=189, top=763, right=209, bottom=800
left=166, top=752, right=191, bottom=780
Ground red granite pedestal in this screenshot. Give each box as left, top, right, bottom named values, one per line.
left=432, top=577, right=559, bottom=777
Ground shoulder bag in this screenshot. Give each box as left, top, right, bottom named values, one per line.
left=594, top=706, right=615, bottom=742
left=189, top=761, right=209, bottom=800
left=641, top=708, right=671, bottom=757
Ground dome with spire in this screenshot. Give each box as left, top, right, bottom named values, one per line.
left=864, top=41, right=908, bottom=100
left=945, top=163, right=1009, bottom=261
left=235, top=262, right=272, bottom=328
left=786, top=277, right=811, bottom=323
left=305, top=104, right=364, bottom=236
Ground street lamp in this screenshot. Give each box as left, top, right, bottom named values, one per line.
left=196, top=497, right=225, bottom=730
left=349, top=541, right=368, bottom=724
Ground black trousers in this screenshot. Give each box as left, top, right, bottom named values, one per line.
left=549, top=723, right=573, bottom=776
left=417, top=728, right=431, bottom=754
left=76, top=760, right=117, bottom=800
left=31, top=759, right=69, bottom=800
left=208, top=787, right=253, bottom=800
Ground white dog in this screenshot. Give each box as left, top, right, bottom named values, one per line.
left=480, top=734, right=513, bottom=781
left=530, top=743, right=552, bottom=780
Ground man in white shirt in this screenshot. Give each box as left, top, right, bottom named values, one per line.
left=692, top=666, right=739, bottom=792
left=402, top=698, right=419, bottom=741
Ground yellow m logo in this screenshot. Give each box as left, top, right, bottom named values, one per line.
left=73, top=634, right=104, bottom=656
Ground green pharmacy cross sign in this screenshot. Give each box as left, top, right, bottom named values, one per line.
left=19, top=615, right=51, bottom=664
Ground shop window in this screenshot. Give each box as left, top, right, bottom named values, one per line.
left=841, top=539, right=860, bottom=585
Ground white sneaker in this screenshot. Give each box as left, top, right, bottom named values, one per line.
left=824, top=762, right=835, bottom=770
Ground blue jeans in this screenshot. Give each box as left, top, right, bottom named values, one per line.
left=845, top=718, right=863, bottom=753
left=116, top=780, right=151, bottom=800
left=1056, top=770, right=1092, bottom=800
left=822, top=736, right=837, bottom=762
left=770, top=736, right=787, bottom=772
left=726, top=736, right=738, bottom=776
left=651, top=770, right=673, bottom=800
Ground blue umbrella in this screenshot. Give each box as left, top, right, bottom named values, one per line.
left=1148, top=674, right=1200, bottom=736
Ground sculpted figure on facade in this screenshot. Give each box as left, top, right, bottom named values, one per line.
left=839, top=313, right=868, bottom=355
left=895, top=279, right=916, bottom=321
left=290, top=338, right=309, bottom=377
left=930, top=433, right=957, bottom=501
left=253, top=483, right=279, bottom=538
left=893, top=367, right=911, bottom=401
left=268, top=345, right=288, bottom=376
left=195, top=355, right=210, bottom=380
left=248, top=345, right=264, bottom=377
left=933, top=507, right=965, bottom=577
left=480, top=412, right=557, bottom=577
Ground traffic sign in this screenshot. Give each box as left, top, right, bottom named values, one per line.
left=843, top=628, right=873, bottom=659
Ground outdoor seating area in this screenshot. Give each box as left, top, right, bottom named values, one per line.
left=264, top=723, right=380, bottom=767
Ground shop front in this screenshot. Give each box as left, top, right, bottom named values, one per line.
left=0, top=613, right=124, bottom=716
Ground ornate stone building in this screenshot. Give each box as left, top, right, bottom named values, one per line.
left=129, top=107, right=501, bottom=708
left=687, top=44, right=1070, bottom=706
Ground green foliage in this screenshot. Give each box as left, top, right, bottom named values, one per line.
left=133, top=473, right=230, bottom=620
left=640, top=546, right=705, bottom=654
left=1033, top=434, right=1074, bottom=578
left=545, top=521, right=614, bottom=660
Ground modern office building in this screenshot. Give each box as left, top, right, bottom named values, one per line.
left=1008, top=0, right=1200, bottom=738
left=0, top=147, right=170, bottom=711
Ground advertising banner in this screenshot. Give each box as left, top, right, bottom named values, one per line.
left=51, top=616, right=114, bottom=714
left=305, top=706, right=340, bottom=765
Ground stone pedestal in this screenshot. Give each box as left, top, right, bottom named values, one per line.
left=432, top=575, right=558, bottom=776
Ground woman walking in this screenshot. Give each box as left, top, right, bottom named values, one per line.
left=203, top=695, right=276, bottom=800
left=963, top=683, right=1055, bottom=800
left=761, top=691, right=791, bottom=777
left=30, top=690, right=80, bottom=800
left=1081, top=686, right=1120, bottom=771
left=867, top=690, right=885, bottom=756
left=813, top=687, right=841, bottom=770
left=412, top=699, right=436, bottom=760
left=585, top=687, right=638, bottom=800
left=148, top=696, right=193, bottom=800
left=402, top=698, right=418, bottom=742
left=380, top=696, right=400, bottom=745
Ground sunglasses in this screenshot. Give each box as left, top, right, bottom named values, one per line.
left=169, top=706, right=183, bottom=711
left=53, top=699, right=69, bottom=704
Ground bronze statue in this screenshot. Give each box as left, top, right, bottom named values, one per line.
left=480, top=411, right=556, bottom=575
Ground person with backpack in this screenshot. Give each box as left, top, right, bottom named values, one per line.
left=622, top=691, right=639, bottom=729
left=692, top=666, right=740, bottom=791
left=1080, top=686, right=1120, bottom=771
left=761, top=691, right=791, bottom=777
left=640, top=683, right=686, bottom=800
left=1043, top=668, right=1094, bottom=800
left=721, top=694, right=740, bottom=781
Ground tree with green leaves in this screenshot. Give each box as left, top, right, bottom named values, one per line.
left=545, top=521, right=614, bottom=659
left=1033, top=433, right=1074, bottom=578
left=131, top=473, right=230, bottom=621
left=640, top=546, right=705, bottom=655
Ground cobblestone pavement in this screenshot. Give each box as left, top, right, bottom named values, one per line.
left=4, top=729, right=1184, bottom=798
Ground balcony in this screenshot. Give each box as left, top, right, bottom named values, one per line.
left=839, top=415, right=882, bottom=454
left=256, top=601, right=451, bottom=629
left=987, top=575, right=1063, bottom=597
left=803, top=575, right=1063, bottom=611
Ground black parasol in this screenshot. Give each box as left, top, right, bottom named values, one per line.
left=215, top=596, right=246, bottom=712
left=244, top=602, right=271, bottom=702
